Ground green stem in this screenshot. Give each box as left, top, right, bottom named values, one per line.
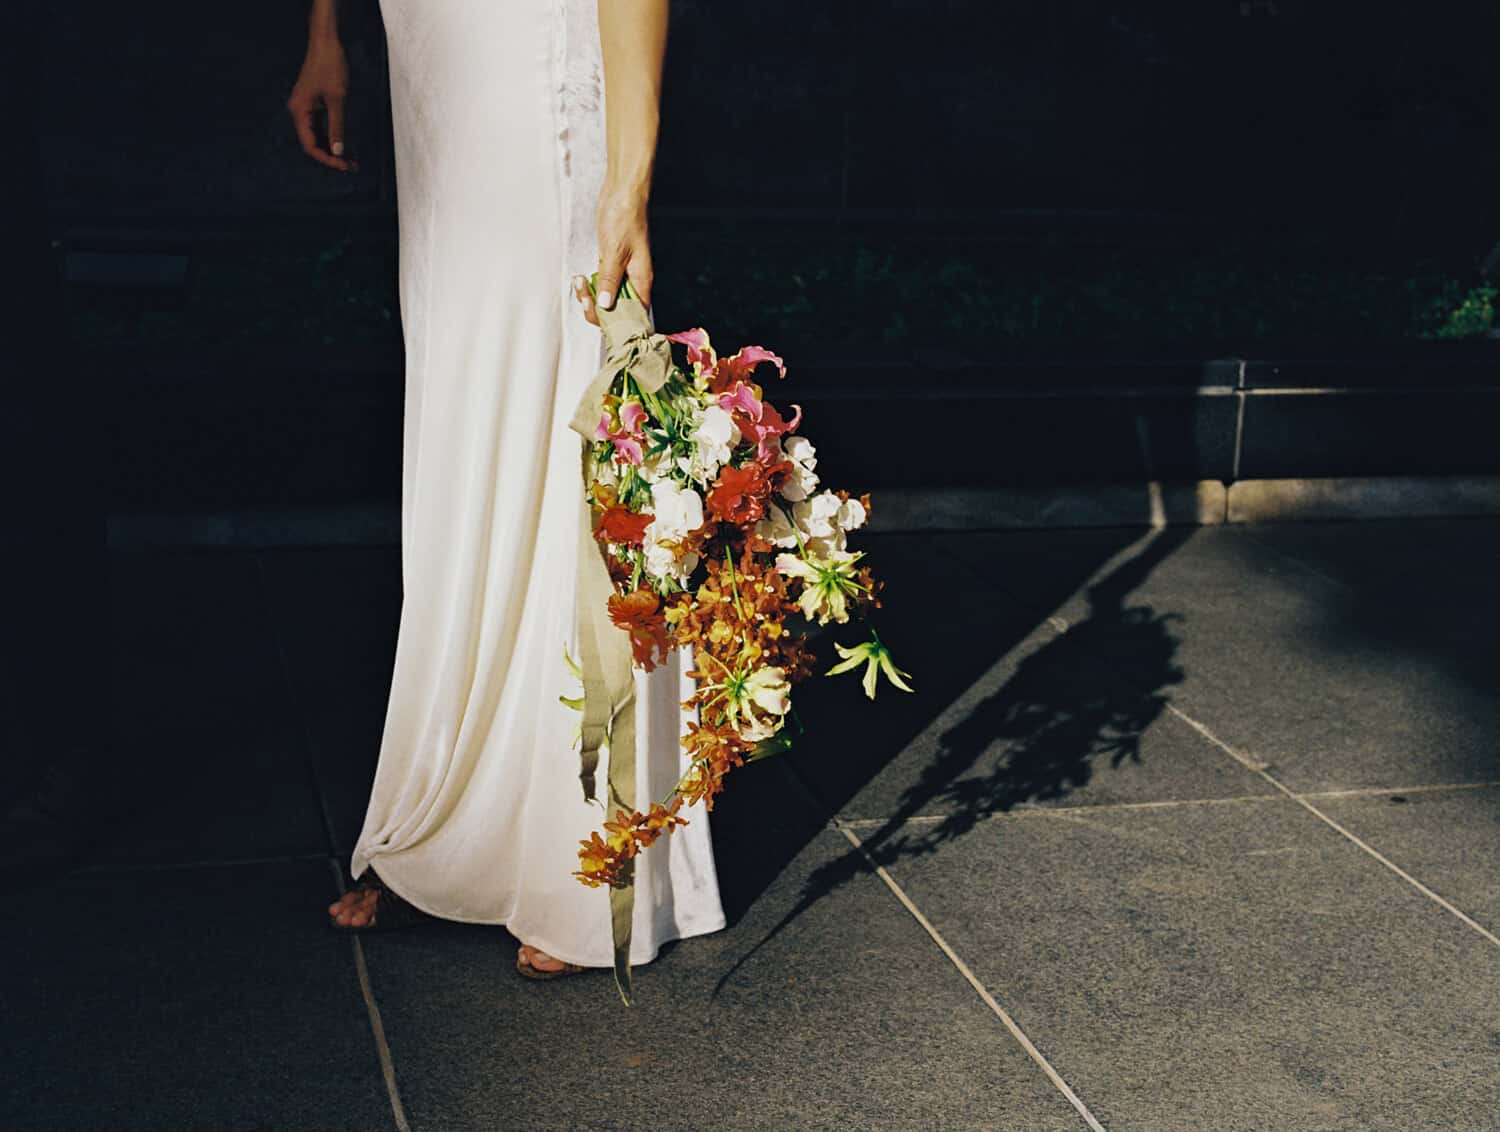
left=723, top=544, right=748, bottom=621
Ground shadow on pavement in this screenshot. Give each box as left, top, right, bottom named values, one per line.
left=712, top=525, right=1193, bottom=992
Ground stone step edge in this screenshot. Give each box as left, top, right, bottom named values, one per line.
left=104, top=476, right=1500, bottom=552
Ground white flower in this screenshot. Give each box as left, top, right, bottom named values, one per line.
left=778, top=434, right=820, bottom=502
left=753, top=502, right=801, bottom=549
left=732, top=666, right=791, bottom=741
left=641, top=479, right=704, bottom=585
left=644, top=540, right=700, bottom=585
left=837, top=494, right=867, bottom=532
left=643, top=479, right=704, bottom=543
left=795, top=490, right=845, bottom=541
left=681, top=403, right=739, bottom=485
left=805, top=531, right=847, bottom=557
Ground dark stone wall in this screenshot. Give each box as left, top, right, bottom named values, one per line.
left=34, top=2, right=1500, bottom=239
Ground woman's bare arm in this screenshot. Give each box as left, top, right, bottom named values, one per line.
left=580, top=0, right=670, bottom=319
left=287, top=0, right=356, bottom=172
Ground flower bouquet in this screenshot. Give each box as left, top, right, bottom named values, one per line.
left=566, top=271, right=912, bottom=858
left=563, top=274, right=912, bottom=1000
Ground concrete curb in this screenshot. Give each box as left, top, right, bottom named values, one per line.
left=105, top=476, right=1500, bottom=552
left=1226, top=476, right=1500, bottom=524
left=107, top=504, right=401, bottom=552
left=862, top=482, right=1228, bottom=531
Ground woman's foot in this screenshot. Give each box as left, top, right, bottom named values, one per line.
left=328, top=887, right=380, bottom=928
left=516, top=943, right=585, bottom=979
left=325, top=869, right=433, bottom=931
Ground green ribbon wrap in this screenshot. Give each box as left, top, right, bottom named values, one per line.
left=566, top=283, right=675, bottom=1006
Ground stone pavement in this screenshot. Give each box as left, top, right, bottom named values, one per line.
left=4, top=518, right=1500, bottom=1130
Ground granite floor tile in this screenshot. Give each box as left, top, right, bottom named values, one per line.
left=359, top=823, right=1085, bottom=1132
left=880, top=797, right=1500, bottom=1131
left=804, top=613, right=1271, bottom=826
left=2, top=860, right=392, bottom=1132
left=789, top=528, right=1266, bottom=825
left=1313, top=784, right=1500, bottom=932
left=939, top=525, right=1500, bottom=793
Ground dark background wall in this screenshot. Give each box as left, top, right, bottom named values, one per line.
left=33, top=1, right=1500, bottom=249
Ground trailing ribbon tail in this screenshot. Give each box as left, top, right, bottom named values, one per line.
left=565, top=279, right=673, bottom=1005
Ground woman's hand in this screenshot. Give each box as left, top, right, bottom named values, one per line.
left=576, top=184, right=654, bottom=327
left=286, top=34, right=357, bottom=172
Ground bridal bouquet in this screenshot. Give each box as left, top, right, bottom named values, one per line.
left=564, top=277, right=913, bottom=891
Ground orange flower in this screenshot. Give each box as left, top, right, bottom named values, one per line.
left=595, top=504, right=653, bottom=546
left=705, top=462, right=772, bottom=525
left=603, top=807, right=639, bottom=854
left=574, top=830, right=629, bottom=887
left=608, top=587, right=671, bottom=669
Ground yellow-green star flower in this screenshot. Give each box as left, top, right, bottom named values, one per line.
left=774, top=548, right=867, bottom=625
left=825, top=632, right=915, bottom=700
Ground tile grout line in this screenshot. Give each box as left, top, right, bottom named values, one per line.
left=1166, top=704, right=1500, bottom=950
left=778, top=755, right=1105, bottom=1128
left=838, top=779, right=1500, bottom=828
left=254, top=552, right=411, bottom=1131
left=1032, top=570, right=1500, bottom=952
left=830, top=818, right=1107, bottom=1132
left=329, top=859, right=413, bottom=1132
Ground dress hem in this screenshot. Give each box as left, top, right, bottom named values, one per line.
left=357, top=850, right=727, bottom=969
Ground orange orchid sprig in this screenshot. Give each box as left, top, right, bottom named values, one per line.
left=573, top=552, right=778, bottom=888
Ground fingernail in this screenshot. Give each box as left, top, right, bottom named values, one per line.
left=597, top=290, right=613, bottom=309
left=331, top=140, right=344, bottom=156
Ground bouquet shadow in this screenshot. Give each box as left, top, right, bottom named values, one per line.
left=709, top=525, right=1191, bottom=992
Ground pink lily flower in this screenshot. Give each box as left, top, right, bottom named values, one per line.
left=618, top=399, right=647, bottom=435
left=717, top=380, right=803, bottom=462
left=612, top=435, right=644, bottom=465
left=717, top=382, right=762, bottom=419
left=718, top=345, right=786, bottom=388
left=595, top=399, right=649, bottom=465
left=666, top=328, right=717, bottom=381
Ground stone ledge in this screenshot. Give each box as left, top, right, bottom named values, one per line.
left=862, top=481, right=1228, bottom=531
left=106, top=476, right=1500, bottom=551
left=1227, top=476, right=1500, bottom=523
left=107, top=504, right=401, bottom=552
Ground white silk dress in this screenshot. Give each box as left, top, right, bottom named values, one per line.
left=350, top=0, right=727, bottom=967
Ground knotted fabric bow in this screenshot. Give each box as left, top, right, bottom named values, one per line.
left=566, top=282, right=674, bottom=1006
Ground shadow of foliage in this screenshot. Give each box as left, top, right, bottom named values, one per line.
left=714, top=528, right=1189, bottom=995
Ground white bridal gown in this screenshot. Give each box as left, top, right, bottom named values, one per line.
left=350, top=0, right=727, bottom=967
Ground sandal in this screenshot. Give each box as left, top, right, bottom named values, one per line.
left=327, top=867, right=434, bottom=933
left=515, top=943, right=586, bottom=980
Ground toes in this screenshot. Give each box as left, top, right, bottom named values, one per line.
left=530, top=948, right=564, bottom=972
left=518, top=943, right=563, bottom=971
left=329, top=889, right=378, bottom=927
